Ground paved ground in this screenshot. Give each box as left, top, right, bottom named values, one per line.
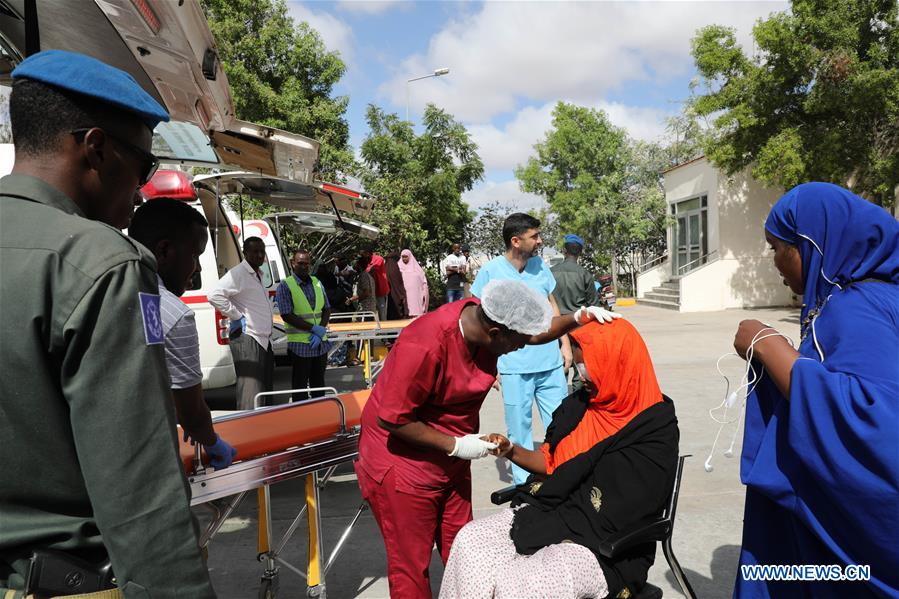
left=201, top=304, right=801, bottom=598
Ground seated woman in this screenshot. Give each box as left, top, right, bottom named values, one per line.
left=732, top=183, right=899, bottom=597
left=440, top=318, right=679, bottom=599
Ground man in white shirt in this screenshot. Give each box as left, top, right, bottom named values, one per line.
left=209, top=237, right=275, bottom=410
left=442, top=243, right=468, bottom=303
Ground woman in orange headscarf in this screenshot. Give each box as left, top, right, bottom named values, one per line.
left=440, top=319, right=679, bottom=599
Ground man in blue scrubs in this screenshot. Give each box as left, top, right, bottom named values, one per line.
left=471, top=213, right=571, bottom=484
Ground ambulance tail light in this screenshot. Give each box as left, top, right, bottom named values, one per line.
left=215, top=310, right=230, bottom=345
left=141, top=170, right=197, bottom=201
left=130, top=0, right=161, bottom=35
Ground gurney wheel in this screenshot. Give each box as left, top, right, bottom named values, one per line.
left=258, top=578, right=275, bottom=599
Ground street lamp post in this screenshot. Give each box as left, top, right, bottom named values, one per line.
left=406, top=67, right=450, bottom=122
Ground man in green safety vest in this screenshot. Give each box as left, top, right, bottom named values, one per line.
left=275, top=249, right=332, bottom=400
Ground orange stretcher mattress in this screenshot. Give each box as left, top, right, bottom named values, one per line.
left=179, top=389, right=371, bottom=474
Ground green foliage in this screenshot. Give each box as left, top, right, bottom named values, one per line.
left=464, top=200, right=513, bottom=257
left=528, top=207, right=560, bottom=256
left=515, top=102, right=668, bottom=275
left=663, top=81, right=714, bottom=168
left=359, top=104, right=484, bottom=266
left=201, top=0, right=355, bottom=180
left=690, top=0, right=899, bottom=206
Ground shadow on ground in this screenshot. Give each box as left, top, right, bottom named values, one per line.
left=662, top=544, right=740, bottom=598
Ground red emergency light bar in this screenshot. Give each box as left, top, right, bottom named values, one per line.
left=321, top=182, right=361, bottom=199
left=141, top=170, right=197, bottom=201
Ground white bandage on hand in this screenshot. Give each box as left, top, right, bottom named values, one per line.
left=448, top=434, right=498, bottom=460
left=573, top=306, right=622, bottom=324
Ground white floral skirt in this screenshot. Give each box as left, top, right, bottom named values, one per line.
left=439, top=507, right=609, bottom=599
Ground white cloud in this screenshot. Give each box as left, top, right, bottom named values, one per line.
left=462, top=179, right=546, bottom=212
left=336, top=0, right=409, bottom=15
left=470, top=100, right=673, bottom=172
left=287, top=3, right=355, bottom=63
left=383, top=1, right=785, bottom=123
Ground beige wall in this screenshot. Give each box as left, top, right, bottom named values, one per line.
left=636, top=261, right=669, bottom=298
left=663, top=158, right=798, bottom=310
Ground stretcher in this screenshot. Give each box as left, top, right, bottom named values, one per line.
left=180, top=388, right=371, bottom=598
left=273, top=311, right=413, bottom=387
left=326, top=313, right=413, bottom=386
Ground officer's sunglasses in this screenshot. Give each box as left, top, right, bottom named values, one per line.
left=70, top=128, right=160, bottom=186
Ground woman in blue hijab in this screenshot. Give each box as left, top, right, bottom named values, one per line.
left=731, top=182, right=899, bottom=598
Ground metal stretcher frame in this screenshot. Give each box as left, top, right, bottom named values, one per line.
left=182, top=389, right=370, bottom=598
left=325, top=311, right=413, bottom=386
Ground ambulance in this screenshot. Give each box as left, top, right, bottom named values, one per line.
left=140, top=170, right=374, bottom=387
left=1, top=0, right=374, bottom=388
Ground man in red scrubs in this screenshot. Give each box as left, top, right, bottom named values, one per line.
left=355, top=279, right=619, bottom=597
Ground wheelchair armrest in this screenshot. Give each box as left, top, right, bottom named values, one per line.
left=490, top=485, right=519, bottom=505
left=597, top=518, right=671, bottom=559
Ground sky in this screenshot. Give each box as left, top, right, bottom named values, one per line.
left=286, top=0, right=787, bottom=213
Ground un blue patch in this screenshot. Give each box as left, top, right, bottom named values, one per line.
left=139, top=292, right=164, bottom=345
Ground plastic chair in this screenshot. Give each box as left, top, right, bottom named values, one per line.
left=491, top=455, right=696, bottom=599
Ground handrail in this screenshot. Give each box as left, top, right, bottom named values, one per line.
left=638, top=253, right=669, bottom=274
left=676, top=249, right=718, bottom=275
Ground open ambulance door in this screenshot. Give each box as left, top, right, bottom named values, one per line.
left=0, top=0, right=319, bottom=184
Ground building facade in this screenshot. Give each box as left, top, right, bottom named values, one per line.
left=637, top=156, right=799, bottom=312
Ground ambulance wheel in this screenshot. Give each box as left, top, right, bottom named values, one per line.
left=259, top=579, right=274, bottom=599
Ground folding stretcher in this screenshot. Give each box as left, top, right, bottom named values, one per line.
left=325, top=313, right=413, bottom=386
left=274, top=311, right=413, bottom=387
left=179, top=389, right=371, bottom=598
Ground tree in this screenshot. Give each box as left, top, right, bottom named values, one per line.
left=359, top=104, right=484, bottom=266
left=663, top=81, right=714, bottom=169
left=690, top=0, right=899, bottom=207
left=515, top=102, right=668, bottom=291
left=464, top=200, right=513, bottom=258
left=201, top=0, right=355, bottom=181
left=528, top=207, right=560, bottom=257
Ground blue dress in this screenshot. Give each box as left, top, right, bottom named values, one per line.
left=736, top=183, right=899, bottom=598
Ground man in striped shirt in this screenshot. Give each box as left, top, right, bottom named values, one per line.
left=130, top=198, right=235, bottom=469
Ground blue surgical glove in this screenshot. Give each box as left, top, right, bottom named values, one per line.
left=309, top=334, right=322, bottom=351
left=229, top=316, right=246, bottom=334
left=310, top=324, right=327, bottom=339
left=204, top=434, right=237, bottom=470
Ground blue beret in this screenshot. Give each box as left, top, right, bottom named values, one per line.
left=564, top=233, right=585, bottom=246
left=12, top=50, right=169, bottom=130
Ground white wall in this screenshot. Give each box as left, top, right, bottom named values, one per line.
left=636, top=261, right=668, bottom=298
left=663, top=158, right=799, bottom=311
left=679, top=258, right=794, bottom=312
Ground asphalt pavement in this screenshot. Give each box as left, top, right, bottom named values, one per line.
left=200, top=304, right=801, bottom=598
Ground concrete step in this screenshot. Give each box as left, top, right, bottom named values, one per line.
left=647, top=287, right=680, bottom=298
left=644, top=291, right=680, bottom=303
left=660, top=281, right=680, bottom=291
left=638, top=297, right=680, bottom=310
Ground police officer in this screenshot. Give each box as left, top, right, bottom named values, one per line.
left=0, top=51, right=215, bottom=597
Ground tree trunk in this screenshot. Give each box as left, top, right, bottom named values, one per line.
left=611, top=255, right=618, bottom=295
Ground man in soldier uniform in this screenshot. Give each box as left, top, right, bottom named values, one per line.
left=0, top=50, right=215, bottom=597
